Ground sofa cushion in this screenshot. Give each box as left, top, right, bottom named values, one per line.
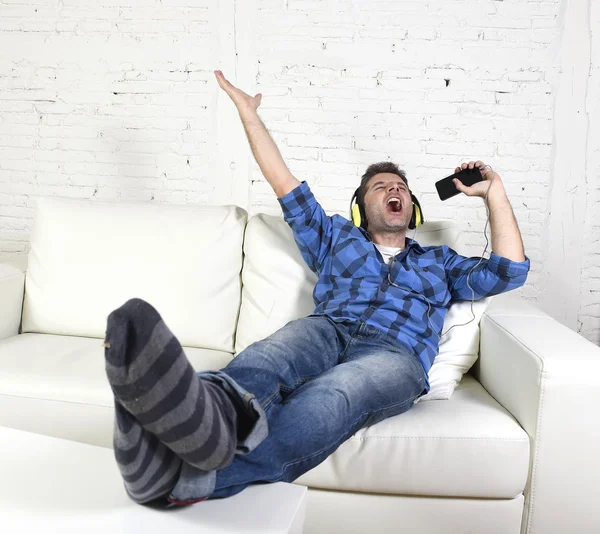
left=235, top=216, right=464, bottom=355
left=295, top=373, right=530, bottom=499
left=22, top=196, right=246, bottom=352
left=235, top=213, right=318, bottom=355
left=0, top=333, right=234, bottom=448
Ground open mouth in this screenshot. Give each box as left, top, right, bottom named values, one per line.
left=386, top=199, right=402, bottom=214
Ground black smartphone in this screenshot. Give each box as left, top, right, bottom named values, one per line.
left=435, top=166, right=484, bottom=201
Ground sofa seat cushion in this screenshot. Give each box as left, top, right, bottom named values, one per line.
left=0, top=334, right=530, bottom=500
left=0, top=333, right=233, bottom=447
left=295, top=374, right=530, bottom=499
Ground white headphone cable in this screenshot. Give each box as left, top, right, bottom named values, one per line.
left=391, top=165, right=495, bottom=340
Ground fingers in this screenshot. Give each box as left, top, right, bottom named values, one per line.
left=215, top=70, right=240, bottom=97
left=453, top=160, right=494, bottom=197
left=214, top=70, right=230, bottom=89
left=475, top=160, right=493, bottom=178
left=458, top=160, right=485, bottom=171
left=215, top=70, right=257, bottom=112
left=452, top=178, right=465, bottom=192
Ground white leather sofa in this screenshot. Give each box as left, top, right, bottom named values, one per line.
left=0, top=196, right=598, bottom=534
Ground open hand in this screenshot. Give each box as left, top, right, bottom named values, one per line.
left=214, top=70, right=262, bottom=114
left=453, top=160, right=501, bottom=199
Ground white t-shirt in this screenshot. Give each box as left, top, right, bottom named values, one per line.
left=373, top=243, right=405, bottom=266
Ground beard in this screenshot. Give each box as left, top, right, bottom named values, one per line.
left=366, top=206, right=411, bottom=232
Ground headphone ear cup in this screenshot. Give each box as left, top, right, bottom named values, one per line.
left=408, top=193, right=416, bottom=229
left=409, top=193, right=424, bottom=228
left=352, top=203, right=361, bottom=227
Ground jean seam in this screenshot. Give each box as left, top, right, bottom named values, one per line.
left=296, top=375, right=314, bottom=385
left=261, top=375, right=315, bottom=410
left=362, top=386, right=424, bottom=428
left=280, top=411, right=368, bottom=478
left=260, top=389, right=280, bottom=411
left=338, top=337, right=356, bottom=364
left=260, top=375, right=316, bottom=411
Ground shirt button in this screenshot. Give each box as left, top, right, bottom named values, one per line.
left=423, top=267, right=429, bottom=272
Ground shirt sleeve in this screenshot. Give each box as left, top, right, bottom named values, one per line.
left=277, top=180, right=333, bottom=275
left=443, top=245, right=531, bottom=301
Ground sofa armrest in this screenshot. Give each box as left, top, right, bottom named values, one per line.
left=0, top=256, right=27, bottom=341
left=471, top=294, right=600, bottom=534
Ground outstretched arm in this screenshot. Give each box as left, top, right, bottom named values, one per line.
left=215, top=70, right=301, bottom=199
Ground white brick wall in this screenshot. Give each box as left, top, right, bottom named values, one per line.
left=581, top=0, right=600, bottom=344
left=0, top=0, right=597, bottom=345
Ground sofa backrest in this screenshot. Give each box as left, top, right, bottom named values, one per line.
left=22, top=196, right=246, bottom=352
left=235, top=216, right=464, bottom=355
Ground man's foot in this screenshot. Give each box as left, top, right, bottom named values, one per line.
left=104, top=298, right=238, bottom=471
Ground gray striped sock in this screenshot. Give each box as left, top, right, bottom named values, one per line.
left=113, top=402, right=182, bottom=504
left=104, top=298, right=238, bottom=472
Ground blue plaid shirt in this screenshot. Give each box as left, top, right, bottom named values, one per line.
left=278, top=181, right=531, bottom=392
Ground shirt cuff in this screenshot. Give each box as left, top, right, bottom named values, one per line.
left=277, top=180, right=313, bottom=219
left=487, top=252, right=531, bottom=278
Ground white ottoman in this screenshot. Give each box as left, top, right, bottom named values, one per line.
left=0, top=427, right=307, bottom=533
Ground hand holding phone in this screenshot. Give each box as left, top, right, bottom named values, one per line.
left=435, top=166, right=484, bottom=201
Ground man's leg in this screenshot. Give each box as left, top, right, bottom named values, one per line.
left=221, top=314, right=347, bottom=414
left=104, top=298, right=241, bottom=503
left=165, top=314, right=349, bottom=503
left=106, top=303, right=346, bottom=504
left=207, top=324, right=427, bottom=499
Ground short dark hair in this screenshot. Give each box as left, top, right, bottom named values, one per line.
left=355, top=161, right=409, bottom=229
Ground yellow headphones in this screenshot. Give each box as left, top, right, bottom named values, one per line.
left=350, top=188, right=424, bottom=230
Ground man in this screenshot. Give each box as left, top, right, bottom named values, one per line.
left=103, top=71, right=530, bottom=507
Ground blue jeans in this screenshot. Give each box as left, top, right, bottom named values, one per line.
left=167, top=314, right=427, bottom=503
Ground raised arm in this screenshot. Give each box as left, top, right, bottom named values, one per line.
left=215, top=70, right=301, bottom=199
left=446, top=160, right=530, bottom=301
left=452, top=161, right=526, bottom=262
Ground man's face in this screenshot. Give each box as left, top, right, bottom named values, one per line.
left=363, top=173, right=413, bottom=233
